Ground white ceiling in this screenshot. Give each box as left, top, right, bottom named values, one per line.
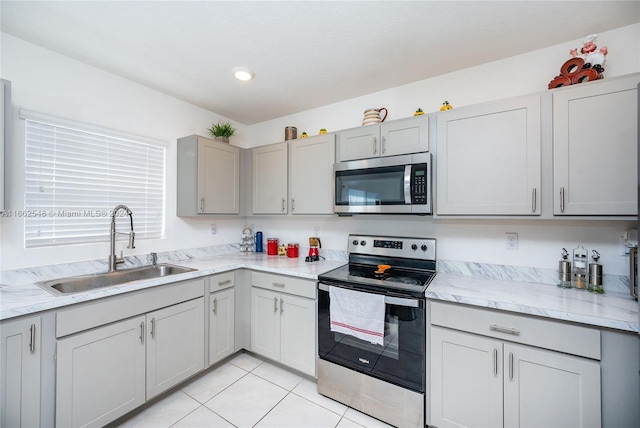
left=1, top=1, right=639, bottom=125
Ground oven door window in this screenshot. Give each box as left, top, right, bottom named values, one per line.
left=317, top=285, right=425, bottom=392
left=335, top=165, right=406, bottom=206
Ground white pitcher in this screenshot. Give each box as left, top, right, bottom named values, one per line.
left=362, top=107, right=388, bottom=126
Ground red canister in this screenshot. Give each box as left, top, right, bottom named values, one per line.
left=267, top=238, right=279, bottom=255
left=287, top=243, right=299, bottom=258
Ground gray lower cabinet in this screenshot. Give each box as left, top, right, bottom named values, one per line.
left=250, top=272, right=316, bottom=376
left=55, top=297, right=205, bottom=427
left=429, top=301, right=602, bottom=428
left=146, top=298, right=205, bottom=398
left=56, top=315, right=146, bottom=427
left=209, top=271, right=236, bottom=366
left=0, top=315, right=41, bottom=428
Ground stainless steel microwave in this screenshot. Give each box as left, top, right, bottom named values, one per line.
left=334, top=153, right=431, bottom=215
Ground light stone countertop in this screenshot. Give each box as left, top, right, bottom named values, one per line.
left=427, top=272, right=639, bottom=333
left=0, top=253, right=346, bottom=321
left=2, top=250, right=638, bottom=334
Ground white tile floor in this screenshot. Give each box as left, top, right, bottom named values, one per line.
left=115, top=352, right=395, bottom=428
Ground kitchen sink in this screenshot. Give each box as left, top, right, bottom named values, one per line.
left=36, top=264, right=197, bottom=296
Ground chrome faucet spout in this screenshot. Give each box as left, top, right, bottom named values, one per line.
left=108, top=204, right=135, bottom=272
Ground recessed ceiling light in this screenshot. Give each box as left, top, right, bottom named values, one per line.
left=233, top=68, right=254, bottom=81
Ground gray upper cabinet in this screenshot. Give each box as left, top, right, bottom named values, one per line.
left=553, top=74, right=638, bottom=216
left=0, top=79, right=10, bottom=214
left=337, top=116, right=428, bottom=162
left=252, top=142, right=288, bottom=214
left=436, top=95, right=542, bottom=215
left=177, top=135, right=240, bottom=215
left=289, top=134, right=336, bottom=214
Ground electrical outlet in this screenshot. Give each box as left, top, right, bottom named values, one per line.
left=505, top=233, right=518, bottom=250
left=314, top=226, right=319, bottom=236
left=210, top=224, right=217, bottom=235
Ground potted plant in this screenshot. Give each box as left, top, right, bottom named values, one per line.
left=208, top=121, right=235, bottom=143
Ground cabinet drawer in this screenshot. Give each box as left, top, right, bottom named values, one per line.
left=209, top=271, right=235, bottom=292
left=430, top=301, right=600, bottom=360
left=251, top=271, right=316, bottom=299
left=57, top=278, right=205, bottom=338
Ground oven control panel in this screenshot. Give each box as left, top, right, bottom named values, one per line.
left=349, top=234, right=436, bottom=261
left=374, top=239, right=403, bottom=249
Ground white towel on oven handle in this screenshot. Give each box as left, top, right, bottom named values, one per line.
left=329, top=285, right=385, bottom=346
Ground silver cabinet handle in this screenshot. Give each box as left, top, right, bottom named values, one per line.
left=381, top=136, right=386, bottom=154
left=560, top=187, right=565, bottom=212
left=490, top=324, right=520, bottom=335
left=200, top=197, right=205, bottom=212
left=140, top=322, right=144, bottom=344
left=291, top=198, right=295, bottom=212
left=494, top=348, right=498, bottom=376
left=29, top=324, right=36, bottom=353
left=272, top=282, right=285, bottom=288
left=281, top=198, right=286, bottom=212
left=218, top=279, right=232, bottom=286
left=373, top=137, right=377, bottom=155
left=274, top=296, right=278, bottom=312
left=213, top=298, right=217, bottom=314
left=280, top=298, right=284, bottom=314
left=509, top=352, right=514, bottom=380
left=531, top=188, right=537, bottom=213
left=150, top=318, right=156, bottom=339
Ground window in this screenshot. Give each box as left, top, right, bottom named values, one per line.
left=22, top=110, right=165, bottom=247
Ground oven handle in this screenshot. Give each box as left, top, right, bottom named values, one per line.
left=318, top=283, right=420, bottom=308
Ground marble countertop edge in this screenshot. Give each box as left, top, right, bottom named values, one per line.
left=426, top=273, right=639, bottom=333
left=0, top=255, right=346, bottom=321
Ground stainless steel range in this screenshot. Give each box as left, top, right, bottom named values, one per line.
left=317, top=234, right=436, bottom=428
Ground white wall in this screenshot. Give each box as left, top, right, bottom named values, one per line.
left=244, top=23, right=640, bottom=276
left=246, top=24, right=640, bottom=143
left=0, top=33, right=247, bottom=270
left=1, top=24, right=638, bottom=276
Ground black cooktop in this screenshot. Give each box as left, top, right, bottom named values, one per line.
left=318, top=263, right=435, bottom=298
left=318, top=234, right=437, bottom=298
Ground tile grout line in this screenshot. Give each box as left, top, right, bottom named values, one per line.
left=163, top=354, right=377, bottom=428
left=173, top=359, right=256, bottom=427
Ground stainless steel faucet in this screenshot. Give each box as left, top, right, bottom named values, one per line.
left=148, top=252, right=158, bottom=267
left=108, top=204, right=135, bottom=272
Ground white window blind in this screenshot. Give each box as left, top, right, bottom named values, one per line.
left=23, top=114, right=165, bottom=248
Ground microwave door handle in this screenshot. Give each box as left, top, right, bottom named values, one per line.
left=404, top=165, right=412, bottom=204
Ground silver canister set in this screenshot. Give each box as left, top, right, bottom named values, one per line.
left=558, top=246, right=603, bottom=293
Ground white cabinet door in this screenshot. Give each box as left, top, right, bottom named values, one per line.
left=430, top=326, right=504, bottom=428
left=504, top=343, right=601, bottom=428
left=289, top=134, right=336, bottom=214
left=209, top=288, right=235, bottom=366
left=280, top=294, right=316, bottom=376
left=436, top=95, right=541, bottom=215
left=1, top=316, right=41, bottom=428
left=146, top=298, right=205, bottom=399
left=253, top=142, right=288, bottom=214
left=337, top=126, right=380, bottom=161
left=56, top=316, right=146, bottom=428
left=553, top=75, right=638, bottom=215
left=380, top=116, right=428, bottom=157
left=198, top=138, right=240, bottom=214
left=250, top=287, right=281, bottom=361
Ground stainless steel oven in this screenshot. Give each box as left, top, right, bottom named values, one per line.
left=317, top=235, right=436, bottom=428
left=333, top=153, right=431, bottom=215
